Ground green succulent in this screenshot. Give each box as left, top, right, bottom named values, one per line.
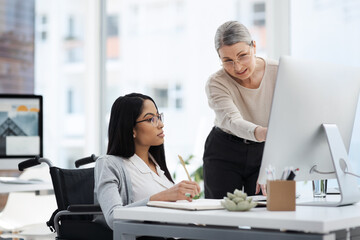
left=221, top=189, right=257, bottom=211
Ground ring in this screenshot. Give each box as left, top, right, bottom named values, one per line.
left=185, top=193, right=191, bottom=198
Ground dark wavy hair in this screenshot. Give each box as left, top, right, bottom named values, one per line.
left=107, top=93, right=173, bottom=183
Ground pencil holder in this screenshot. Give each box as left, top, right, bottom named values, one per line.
left=267, top=180, right=296, bottom=211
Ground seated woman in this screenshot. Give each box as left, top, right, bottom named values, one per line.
left=94, top=93, right=200, bottom=230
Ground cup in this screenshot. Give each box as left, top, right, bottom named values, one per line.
left=312, top=179, right=327, bottom=198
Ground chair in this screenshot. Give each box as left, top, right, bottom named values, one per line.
left=18, top=155, right=113, bottom=240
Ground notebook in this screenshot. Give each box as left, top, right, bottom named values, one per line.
left=247, top=195, right=267, bottom=207
left=147, top=199, right=224, bottom=211
left=249, top=195, right=267, bottom=202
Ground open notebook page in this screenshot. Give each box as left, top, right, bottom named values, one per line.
left=147, top=199, right=224, bottom=211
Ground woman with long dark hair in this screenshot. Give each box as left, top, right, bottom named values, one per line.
left=94, top=93, right=200, bottom=230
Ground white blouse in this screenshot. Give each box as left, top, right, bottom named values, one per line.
left=123, top=154, right=174, bottom=202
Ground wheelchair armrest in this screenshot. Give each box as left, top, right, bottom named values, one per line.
left=54, top=208, right=104, bottom=233
left=67, top=204, right=102, bottom=212
left=18, top=156, right=53, bottom=171
left=75, top=154, right=98, bottom=168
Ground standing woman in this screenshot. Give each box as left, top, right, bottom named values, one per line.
left=94, top=93, right=200, bottom=230
left=203, top=21, right=278, bottom=199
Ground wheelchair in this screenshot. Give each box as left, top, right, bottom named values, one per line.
left=18, top=154, right=113, bottom=240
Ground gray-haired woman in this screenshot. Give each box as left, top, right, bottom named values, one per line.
left=203, top=21, right=278, bottom=198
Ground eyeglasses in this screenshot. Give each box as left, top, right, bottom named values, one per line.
left=135, top=113, right=164, bottom=127
left=221, top=46, right=253, bottom=69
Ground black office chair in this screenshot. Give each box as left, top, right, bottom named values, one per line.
left=18, top=155, right=113, bottom=240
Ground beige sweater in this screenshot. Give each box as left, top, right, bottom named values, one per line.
left=205, top=58, right=278, bottom=142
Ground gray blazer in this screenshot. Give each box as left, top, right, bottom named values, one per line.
left=94, top=155, right=149, bottom=229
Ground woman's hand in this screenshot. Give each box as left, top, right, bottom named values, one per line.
left=254, top=126, right=267, bottom=142
left=150, top=180, right=200, bottom=202
left=255, top=181, right=267, bottom=196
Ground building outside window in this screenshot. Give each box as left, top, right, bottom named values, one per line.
left=106, top=14, right=120, bottom=60
left=253, top=2, right=265, bottom=26
left=36, top=15, right=48, bottom=42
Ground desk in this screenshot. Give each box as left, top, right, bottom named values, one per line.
left=0, top=181, right=53, bottom=194
left=113, top=198, right=360, bottom=240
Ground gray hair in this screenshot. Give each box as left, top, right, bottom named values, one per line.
left=215, top=21, right=253, bottom=53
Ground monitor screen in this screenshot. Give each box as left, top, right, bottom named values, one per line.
left=0, top=94, right=43, bottom=168
left=258, top=56, right=360, bottom=184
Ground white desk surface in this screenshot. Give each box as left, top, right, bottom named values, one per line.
left=114, top=196, right=360, bottom=234
left=0, top=181, right=53, bottom=194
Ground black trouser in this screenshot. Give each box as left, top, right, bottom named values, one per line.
left=203, top=127, right=265, bottom=199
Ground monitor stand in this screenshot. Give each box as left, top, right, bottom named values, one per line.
left=298, top=124, right=360, bottom=207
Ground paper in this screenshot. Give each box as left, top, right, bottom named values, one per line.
left=147, top=199, right=224, bottom=211
left=249, top=195, right=267, bottom=202
left=246, top=195, right=267, bottom=207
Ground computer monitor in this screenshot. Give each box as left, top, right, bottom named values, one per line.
left=258, top=56, right=360, bottom=206
left=0, top=94, right=43, bottom=169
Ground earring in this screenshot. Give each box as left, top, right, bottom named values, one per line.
left=133, top=134, right=136, bottom=138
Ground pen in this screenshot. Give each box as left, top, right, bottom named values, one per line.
left=178, top=155, right=192, bottom=181
left=178, top=155, right=200, bottom=199
left=286, top=171, right=296, bottom=180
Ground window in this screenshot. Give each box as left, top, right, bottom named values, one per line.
left=66, top=47, right=83, bottom=63
left=104, top=0, right=270, bottom=175
left=66, top=16, right=75, bottom=40
left=175, top=84, right=183, bottom=109
left=106, top=15, right=120, bottom=60
left=152, top=87, right=168, bottom=109
left=128, top=5, right=139, bottom=36
left=37, top=15, right=48, bottom=41
left=35, top=0, right=100, bottom=167
left=253, top=2, right=266, bottom=26
left=35, top=0, right=272, bottom=172
left=168, top=83, right=183, bottom=110
left=63, top=15, right=83, bottom=63
left=107, top=15, right=119, bottom=37
left=67, top=89, right=73, bottom=114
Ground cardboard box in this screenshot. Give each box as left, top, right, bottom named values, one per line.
left=267, top=180, right=296, bottom=211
